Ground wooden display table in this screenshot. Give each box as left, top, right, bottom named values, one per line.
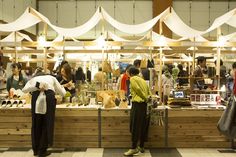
left=0, top=106, right=232, bottom=148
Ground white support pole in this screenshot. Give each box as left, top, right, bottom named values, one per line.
left=216, top=27, right=221, bottom=91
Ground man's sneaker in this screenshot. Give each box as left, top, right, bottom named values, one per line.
left=124, top=148, right=139, bottom=156
left=137, top=146, right=145, bottom=153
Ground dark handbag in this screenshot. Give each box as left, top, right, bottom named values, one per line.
left=217, top=96, right=236, bottom=139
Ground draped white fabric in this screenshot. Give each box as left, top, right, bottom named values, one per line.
left=0, top=7, right=41, bottom=32
left=204, top=8, right=236, bottom=33
left=152, top=31, right=181, bottom=42
left=30, top=7, right=101, bottom=38
left=0, top=32, right=32, bottom=42
left=101, top=7, right=170, bottom=34
left=227, top=14, right=236, bottom=28
left=163, top=9, right=204, bottom=38
left=108, top=31, right=146, bottom=42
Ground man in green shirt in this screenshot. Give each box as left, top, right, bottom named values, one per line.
left=124, top=66, right=151, bottom=156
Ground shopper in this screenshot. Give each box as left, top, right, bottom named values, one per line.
left=124, top=66, right=151, bottom=156
left=119, top=64, right=132, bottom=98
left=177, top=64, right=188, bottom=86
left=86, top=67, right=91, bottom=83
left=193, top=56, right=207, bottom=89
left=6, top=63, right=27, bottom=92
left=22, top=70, right=66, bottom=157
left=24, top=66, right=33, bottom=81
left=75, top=67, right=85, bottom=84
left=56, top=63, right=76, bottom=95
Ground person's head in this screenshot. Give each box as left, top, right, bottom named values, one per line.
left=25, top=66, right=32, bottom=76
left=33, top=67, right=45, bottom=77
left=98, top=67, right=102, bottom=71
left=133, top=59, right=141, bottom=68
left=125, top=64, right=132, bottom=74
left=127, top=66, right=139, bottom=77
left=177, top=64, right=183, bottom=71
left=214, top=59, right=223, bottom=66
left=197, top=56, right=206, bottom=68
left=11, top=63, right=22, bottom=76
left=61, top=63, right=72, bottom=80
left=78, top=67, right=84, bottom=72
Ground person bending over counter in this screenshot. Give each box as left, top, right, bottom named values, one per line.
left=22, top=70, right=66, bottom=157
left=56, top=63, right=75, bottom=96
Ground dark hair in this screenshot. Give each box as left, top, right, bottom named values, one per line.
left=197, top=56, right=206, bottom=64
left=125, top=64, right=133, bottom=71
left=33, top=67, right=45, bottom=77
left=232, top=62, right=236, bottom=69
left=11, top=63, right=22, bottom=69
left=25, top=66, right=33, bottom=75
left=128, top=66, right=139, bottom=76
left=61, top=63, right=72, bottom=81
left=10, top=63, right=24, bottom=87
left=214, top=59, right=223, bottom=66
left=133, top=59, right=141, bottom=68
left=177, top=64, right=183, bottom=71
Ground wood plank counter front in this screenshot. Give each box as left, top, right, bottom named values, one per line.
left=0, top=107, right=232, bottom=148
left=168, top=109, right=231, bottom=148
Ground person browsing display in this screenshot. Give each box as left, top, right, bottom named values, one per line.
left=56, top=63, right=75, bottom=95
left=6, top=63, right=27, bottom=92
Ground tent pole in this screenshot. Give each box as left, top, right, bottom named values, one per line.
left=43, top=23, right=48, bottom=73
left=159, top=18, right=163, bottom=104
left=14, top=32, right=17, bottom=63
left=216, top=27, right=221, bottom=93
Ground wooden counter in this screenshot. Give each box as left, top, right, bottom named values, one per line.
left=168, top=109, right=231, bottom=148
left=0, top=108, right=98, bottom=148
left=0, top=107, right=232, bottom=148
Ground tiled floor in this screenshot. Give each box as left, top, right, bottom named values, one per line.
left=0, top=148, right=235, bottom=157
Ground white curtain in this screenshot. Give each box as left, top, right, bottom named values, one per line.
left=30, top=7, right=101, bottom=38
left=0, top=7, right=41, bottom=32
left=101, top=7, right=170, bottom=34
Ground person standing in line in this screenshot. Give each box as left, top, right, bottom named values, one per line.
left=22, top=70, right=66, bottom=157
left=124, top=66, right=151, bottom=156
left=6, top=63, right=27, bottom=92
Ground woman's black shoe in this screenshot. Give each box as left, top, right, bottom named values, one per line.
left=38, top=151, right=51, bottom=157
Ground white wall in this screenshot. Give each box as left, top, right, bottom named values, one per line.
left=0, top=0, right=36, bottom=34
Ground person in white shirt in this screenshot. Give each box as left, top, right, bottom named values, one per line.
left=22, top=70, right=66, bottom=157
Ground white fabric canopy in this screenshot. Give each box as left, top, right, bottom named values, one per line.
left=101, top=7, right=170, bottom=34
left=164, top=9, right=204, bottom=38
left=204, top=8, right=236, bottom=33
left=108, top=31, right=147, bottom=42
left=0, top=7, right=41, bottom=32
left=30, top=7, right=101, bottom=38
left=0, top=32, right=32, bottom=42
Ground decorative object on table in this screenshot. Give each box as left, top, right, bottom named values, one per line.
left=97, top=91, right=116, bottom=108
left=102, top=59, right=112, bottom=73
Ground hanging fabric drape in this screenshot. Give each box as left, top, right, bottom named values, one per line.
left=101, top=7, right=170, bottom=34
left=0, top=7, right=41, bottom=32
left=108, top=31, right=147, bottom=42
left=0, top=32, right=33, bottom=42
left=29, top=7, right=101, bottom=38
